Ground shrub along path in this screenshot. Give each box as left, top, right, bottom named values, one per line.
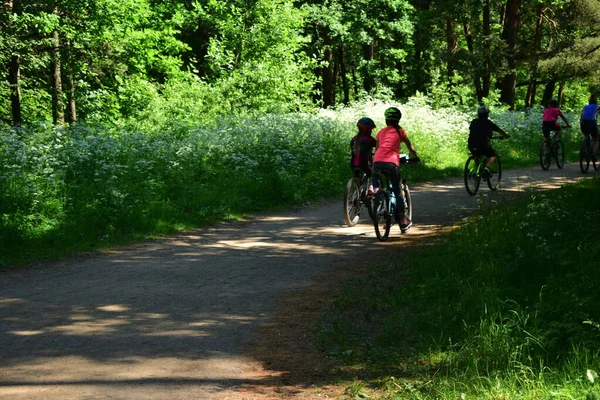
left=0, top=163, right=593, bottom=400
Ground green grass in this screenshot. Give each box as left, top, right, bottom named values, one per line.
left=319, top=177, right=600, bottom=399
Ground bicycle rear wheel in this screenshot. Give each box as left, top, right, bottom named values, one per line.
left=555, top=139, right=565, bottom=169
left=580, top=140, right=590, bottom=173
left=373, top=191, right=391, bottom=241
left=487, top=156, right=502, bottom=191
left=343, top=178, right=361, bottom=226
left=539, top=141, right=551, bottom=170
left=464, top=156, right=481, bottom=195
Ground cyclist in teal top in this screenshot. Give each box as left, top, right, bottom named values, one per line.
left=580, top=95, right=600, bottom=160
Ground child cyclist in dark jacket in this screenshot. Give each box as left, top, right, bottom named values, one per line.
left=468, top=106, right=509, bottom=177
left=350, top=117, right=377, bottom=194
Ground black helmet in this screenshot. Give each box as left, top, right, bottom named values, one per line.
left=549, top=98, right=559, bottom=107
left=357, top=117, right=376, bottom=130
left=477, top=105, right=490, bottom=118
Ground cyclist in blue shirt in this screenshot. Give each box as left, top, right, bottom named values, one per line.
left=580, top=95, right=600, bottom=160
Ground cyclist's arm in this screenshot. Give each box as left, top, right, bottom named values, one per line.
left=492, top=123, right=509, bottom=139
left=401, top=136, right=418, bottom=159
left=558, top=110, right=570, bottom=127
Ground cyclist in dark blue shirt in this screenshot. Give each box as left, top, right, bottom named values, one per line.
left=580, top=95, right=600, bottom=160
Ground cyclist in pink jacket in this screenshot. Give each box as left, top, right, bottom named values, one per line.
left=542, top=98, right=570, bottom=142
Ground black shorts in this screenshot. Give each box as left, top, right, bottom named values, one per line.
left=581, top=120, right=599, bottom=138
left=468, top=142, right=496, bottom=158
left=542, top=121, right=560, bottom=138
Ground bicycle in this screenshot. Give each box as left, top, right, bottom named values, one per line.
left=371, top=155, right=417, bottom=241
left=343, top=169, right=375, bottom=226
left=463, top=136, right=504, bottom=196
left=579, top=134, right=598, bottom=173
left=539, top=127, right=567, bottom=171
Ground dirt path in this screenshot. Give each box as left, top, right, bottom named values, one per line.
left=0, top=163, right=593, bottom=400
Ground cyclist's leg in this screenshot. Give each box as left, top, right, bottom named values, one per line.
left=483, top=144, right=497, bottom=168
left=371, top=162, right=383, bottom=192
left=542, top=122, right=555, bottom=143
left=382, top=163, right=404, bottom=219
left=351, top=163, right=361, bottom=179
left=358, top=164, right=373, bottom=193
left=591, top=124, right=599, bottom=156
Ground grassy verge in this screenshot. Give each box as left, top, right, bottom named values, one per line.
left=320, top=177, right=600, bottom=399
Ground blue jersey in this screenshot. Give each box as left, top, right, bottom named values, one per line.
left=582, top=104, right=599, bottom=121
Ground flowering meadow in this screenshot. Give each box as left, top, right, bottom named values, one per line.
left=0, top=100, right=580, bottom=266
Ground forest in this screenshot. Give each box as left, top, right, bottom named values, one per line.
left=2, top=0, right=600, bottom=126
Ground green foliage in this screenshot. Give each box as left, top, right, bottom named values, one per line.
left=0, top=99, right=570, bottom=267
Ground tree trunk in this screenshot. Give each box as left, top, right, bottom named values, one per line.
left=338, top=45, right=350, bottom=105
left=446, top=19, right=457, bottom=80
left=52, top=28, right=65, bottom=125
left=412, top=0, right=431, bottom=94
left=557, top=82, right=565, bottom=106
left=65, top=39, right=76, bottom=123
left=525, top=4, right=544, bottom=109
left=463, top=22, right=483, bottom=102
left=482, top=0, right=491, bottom=98
left=395, top=62, right=404, bottom=98
left=362, top=39, right=375, bottom=94
left=9, top=55, right=21, bottom=126
left=352, top=68, right=359, bottom=98
left=195, top=19, right=211, bottom=78
left=322, top=33, right=335, bottom=108
left=498, top=0, right=521, bottom=109
left=8, top=0, right=22, bottom=126
left=541, top=78, right=556, bottom=107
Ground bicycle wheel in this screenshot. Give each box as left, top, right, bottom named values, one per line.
left=343, top=178, right=361, bottom=226
left=555, top=139, right=565, bottom=169
left=464, top=156, right=481, bottom=195
left=580, top=140, right=590, bottom=173
left=487, top=156, right=502, bottom=191
left=539, top=141, right=551, bottom=170
left=373, top=191, right=391, bottom=241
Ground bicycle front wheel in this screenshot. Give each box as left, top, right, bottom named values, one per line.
left=540, top=141, right=551, bottom=170
left=555, top=139, right=565, bottom=169
left=373, top=191, right=391, bottom=241
left=343, top=178, right=361, bottom=226
left=464, top=156, right=481, bottom=195
left=580, top=140, right=590, bottom=173
left=487, top=156, right=502, bottom=191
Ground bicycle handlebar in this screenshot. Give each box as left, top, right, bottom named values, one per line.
left=399, top=155, right=420, bottom=165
